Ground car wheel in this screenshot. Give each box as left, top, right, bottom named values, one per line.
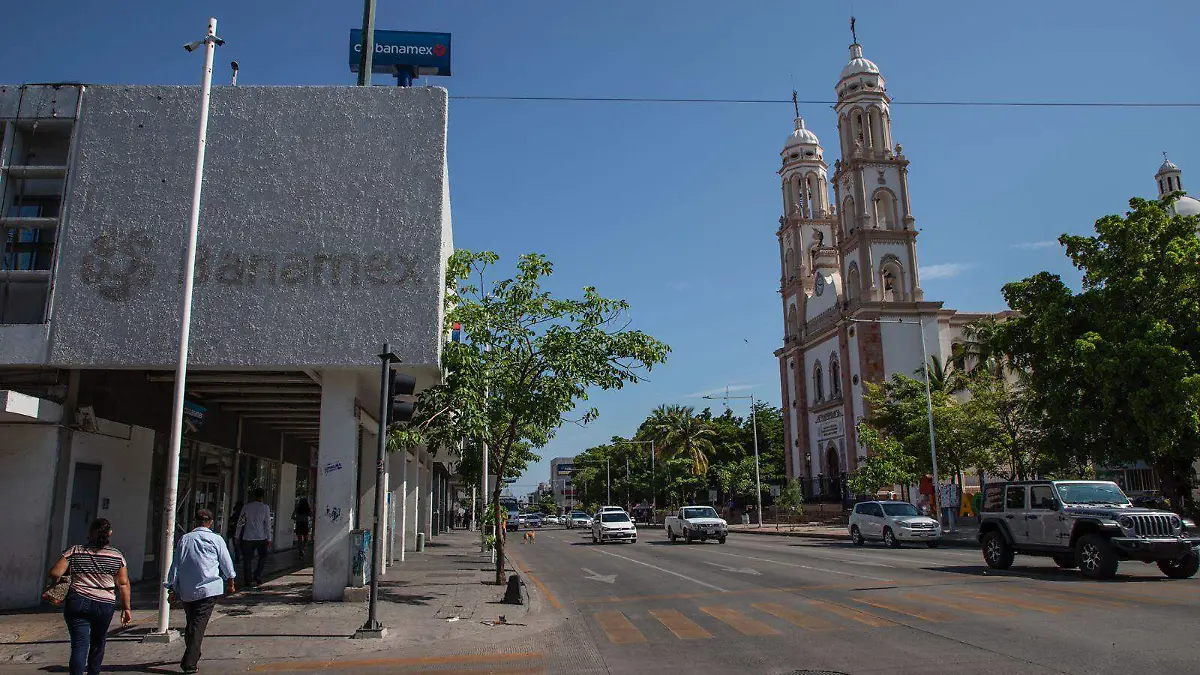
left=718, top=536, right=726, bottom=545
left=883, top=527, right=901, bottom=549
left=1053, top=554, right=1078, bottom=569
left=591, top=532, right=598, bottom=544
left=630, top=538, right=637, bottom=544
left=926, top=540, right=939, bottom=549
left=982, top=531, right=1014, bottom=570
left=1077, top=534, right=1118, bottom=580
left=668, top=527, right=677, bottom=543
left=1157, top=550, right=1200, bottom=579
left=684, top=530, right=693, bottom=544
left=850, top=526, right=865, bottom=547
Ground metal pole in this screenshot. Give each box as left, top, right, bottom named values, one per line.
left=399, top=454, right=407, bottom=562
left=356, top=0, right=376, bottom=86
left=480, top=439, right=488, bottom=552
left=751, top=395, right=762, bottom=528
left=153, top=17, right=219, bottom=638
left=364, top=344, right=393, bottom=633
left=917, top=319, right=941, bottom=505
left=650, top=440, right=655, bottom=518
left=606, top=458, right=611, bottom=504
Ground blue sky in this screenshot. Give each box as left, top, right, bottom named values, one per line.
left=4, top=1, right=1198, bottom=496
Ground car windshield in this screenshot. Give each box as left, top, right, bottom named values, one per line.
left=1055, top=482, right=1130, bottom=506
left=572, top=512, right=589, bottom=518
left=681, top=507, right=719, bottom=519
left=880, top=503, right=920, bottom=517
left=600, top=513, right=630, bottom=523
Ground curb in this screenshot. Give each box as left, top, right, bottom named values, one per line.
left=729, top=527, right=981, bottom=548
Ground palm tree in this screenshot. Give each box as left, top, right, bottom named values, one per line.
left=639, top=404, right=715, bottom=476
left=957, top=316, right=1008, bottom=377
left=916, top=355, right=968, bottom=395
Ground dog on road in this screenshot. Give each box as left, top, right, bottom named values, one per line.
left=523, top=531, right=536, bottom=544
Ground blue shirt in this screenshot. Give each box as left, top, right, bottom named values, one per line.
left=165, top=527, right=236, bottom=602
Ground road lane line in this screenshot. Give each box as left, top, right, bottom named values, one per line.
left=701, top=606, right=780, bottom=636
left=947, top=588, right=1067, bottom=613
left=649, top=608, right=713, bottom=640
left=592, top=549, right=728, bottom=591
left=249, top=652, right=544, bottom=672
left=512, top=560, right=563, bottom=610
left=1039, top=583, right=1177, bottom=606
left=751, top=602, right=836, bottom=631
left=902, top=592, right=1016, bottom=617
left=594, top=611, right=647, bottom=644
left=1024, top=588, right=1126, bottom=609
left=699, top=549, right=893, bottom=581
left=807, top=600, right=893, bottom=627
left=852, top=597, right=954, bottom=623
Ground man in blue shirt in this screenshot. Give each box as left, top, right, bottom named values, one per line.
left=166, top=510, right=235, bottom=674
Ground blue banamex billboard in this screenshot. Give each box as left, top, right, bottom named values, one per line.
left=349, top=29, right=452, bottom=76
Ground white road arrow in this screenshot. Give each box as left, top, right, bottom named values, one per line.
left=582, top=567, right=617, bottom=584
left=704, top=561, right=761, bottom=575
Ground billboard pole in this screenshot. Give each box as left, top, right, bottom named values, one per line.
left=356, top=0, right=376, bottom=85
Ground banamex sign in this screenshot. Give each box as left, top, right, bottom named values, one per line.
left=349, top=29, right=452, bottom=76
left=816, top=409, right=844, bottom=440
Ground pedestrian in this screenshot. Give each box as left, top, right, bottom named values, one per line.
left=227, top=501, right=243, bottom=565
left=166, top=510, right=236, bottom=674
left=236, top=488, right=272, bottom=587
left=292, top=498, right=312, bottom=560
left=46, top=518, right=132, bottom=675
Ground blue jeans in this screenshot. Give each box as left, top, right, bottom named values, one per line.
left=63, top=593, right=115, bottom=675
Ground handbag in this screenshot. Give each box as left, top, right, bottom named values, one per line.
left=42, top=576, right=71, bottom=606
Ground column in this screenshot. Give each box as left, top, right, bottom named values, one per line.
left=429, top=469, right=439, bottom=539
left=413, top=460, right=423, bottom=547
left=381, top=453, right=390, bottom=571
left=424, top=462, right=433, bottom=540
left=398, top=452, right=408, bottom=562
left=313, top=370, right=358, bottom=601
left=358, top=429, right=377, bottom=532
left=275, top=463, right=297, bottom=551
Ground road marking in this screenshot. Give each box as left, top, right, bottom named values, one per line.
left=1026, top=588, right=1126, bottom=609
left=704, top=561, right=760, bottom=575
left=701, top=606, right=780, bottom=636
left=1042, top=583, right=1178, bottom=606
left=700, top=549, right=893, bottom=581
left=594, top=611, right=647, bottom=644
left=592, top=549, right=728, bottom=592
left=649, top=608, right=713, bottom=640
left=852, top=597, right=954, bottom=622
left=249, top=652, right=544, bottom=672
left=574, top=583, right=866, bottom=605
left=902, top=591, right=1016, bottom=617
left=807, top=600, right=893, bottom=627
left=948, top=588, right=1067, bottom=614
left=751, top=602, right=836, bottom=631
left=582, top=567, right=617, bottom=584
left=513, top=560, right=562, bottom=610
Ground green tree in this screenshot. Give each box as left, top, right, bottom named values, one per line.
left=997, top=197, right=1200, bottom=512
left=537, top=492, right=557, bottom=515
left=640, top=404, right=716, bottom=475
left=395, top=250, right=669, bottom=583
left=774, top=479, right=806, bottom=519
left=847, top=424, right=918, bottom=497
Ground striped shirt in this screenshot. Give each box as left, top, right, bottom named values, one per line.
left=63, top=545, right=126, bottom=604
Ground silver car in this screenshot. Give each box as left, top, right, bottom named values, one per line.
left=849, top=500, right=941, bottom=548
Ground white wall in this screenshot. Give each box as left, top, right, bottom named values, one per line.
left=275, top=463, right=297, bottom=550
left=62, top=420, right=155, bottom=582
left=0, top=424, right=58, bottom=608
left=785, top=356, right=800, bottom=476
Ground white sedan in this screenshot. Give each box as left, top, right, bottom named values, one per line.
left=591, top=510, right=637, bottom=544
left=849, top=500, right=941, bottom=548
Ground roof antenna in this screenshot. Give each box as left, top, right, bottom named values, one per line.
left=230, top=60, right=239, bottom=86
left=851, top=16, right=858, bottom=45
left=792, top=89, right=799, bottom=118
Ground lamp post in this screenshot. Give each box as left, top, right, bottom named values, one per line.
left=703, top=389, right=762, bottom=528
left=147, top=18, right=223, bottom=642
left=846, top=316, right=941, bottom=504
left=614, top=439, right=656, bottom=520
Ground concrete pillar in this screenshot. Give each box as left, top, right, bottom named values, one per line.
left=401, top=454, right=413, bottom=557
left=424, top=462, right=433, bottom=540
left=430, top=469, right=439, bottom=538
left=358, top=429, right=377, bottom=531
left=381, top=453, right=390, bottom=571
left=275, top=463, right=297, bottom=550
left=313, top=371, right=358, bottom=601
left=413, top=460, right=423, bottom=547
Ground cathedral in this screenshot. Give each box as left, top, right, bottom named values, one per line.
left=773, top=35, right=994, bottom=499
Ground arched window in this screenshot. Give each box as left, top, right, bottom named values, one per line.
left=880, top=257, right=905, bottom=302
left=813, top=361, right=825, bottom=403
left=839, top=115, right=851, bottom=155
left=853, top=110, right=867, bottom=150
left=1160, top=179, right=1166, bottom=194
left=829, top=353, right=842, bottom=399
left=784, top=247, right=794, bottom=277
left=806, top=173, right=821, bottom=215
left=868, top=108, right=883, bottom=152
left=842, top=196, right=856, bottom=236
left=787, top=305, right=799, bottom=339
left=872, top=188, right=899, bottom=230
left=846, top=263, right=860, bottom=303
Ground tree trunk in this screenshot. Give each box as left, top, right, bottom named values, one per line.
left=1155, top=458, right=1196, bottom=517
left=492, top=484, right=505, bottom=585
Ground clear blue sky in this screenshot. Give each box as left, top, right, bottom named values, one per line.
left=4, top=2, right=1198, bottom=496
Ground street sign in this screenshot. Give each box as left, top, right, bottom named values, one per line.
left=708, top=489, right=718, bottom=502
left=349, top=29, right=452, bottom=76
left=770, top=485, right=781, bottom=497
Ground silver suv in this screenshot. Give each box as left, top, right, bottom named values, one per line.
left=978, top=480, right=1200, bottom=580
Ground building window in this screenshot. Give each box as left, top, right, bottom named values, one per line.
left=813, top=361, right=825, bottom=403
left=3, top=201, right=58, bottom=272
left=829, top=354, right=842, bottom=399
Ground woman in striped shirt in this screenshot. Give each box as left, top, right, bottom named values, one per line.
left=47, top=518, right=132, bottom=675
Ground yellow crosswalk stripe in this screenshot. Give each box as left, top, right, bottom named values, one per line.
left=700, top=606, right=780, bottom=636
left=751, top=603, right=837, bottom=631
left=1043, top=583, right=1177, bottom=606
left=902, top=592, right=1015, bottom=617
left=649, top=609, right=713, bottom=640
left=948, top=588, right=1067, bottom=613
left=807, top=600, right=893, bottom=627
left=852, top=596, right=954, bottom=622
left=1027, top=589, right=1126, bottom=609
left=594, top=612, right=647, bottom=644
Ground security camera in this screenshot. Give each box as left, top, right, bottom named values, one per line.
left=212, top=36, right=225, bottom=46
left=183, top=40, right=204, bottom=52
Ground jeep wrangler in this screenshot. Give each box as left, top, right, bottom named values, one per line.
left=977, top=480, right=1200, bottom=580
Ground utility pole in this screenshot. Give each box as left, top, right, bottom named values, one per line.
left=606, top=457, right=611, bottom=505
left=146, top=17, right=222, bottom=643
left=703, top=389, right=763, bottom=528
left=356, top=0, right=376, bottom=86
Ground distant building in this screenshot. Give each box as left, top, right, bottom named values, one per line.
left=548, top=456, right=576, bottom=511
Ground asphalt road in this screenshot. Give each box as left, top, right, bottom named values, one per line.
left=507, top=525, right=1200, bottom=675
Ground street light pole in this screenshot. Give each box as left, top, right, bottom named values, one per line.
left=606, top=457, right=611, bottom=504
left=148, top=17, right=222, bottom=642
left=703, top=390, right=763, bottom=528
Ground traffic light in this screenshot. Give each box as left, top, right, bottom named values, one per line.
left=385, top=370, right=417, bottom=427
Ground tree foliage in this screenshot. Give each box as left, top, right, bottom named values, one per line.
left=847, top=423, right=918, bottom=497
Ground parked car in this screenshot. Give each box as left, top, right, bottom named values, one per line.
left=978, top=480, right=1200, bottom=579
left=568, top=511, right=592, bottom=529
left=526, top=513, right=543, bottom=528
left=599, top=505, right=624, bottom=513
left=506, top=508, right=520, bottom=532
left=665, top=506, right=728, bottom=544
left=592, top=510, right=637, bottom=544
left=542, top=515, right=558, bottom=525
left=849, top=501, right=941, bottom=548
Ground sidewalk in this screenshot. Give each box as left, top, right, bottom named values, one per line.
left=729, top=522, right=981, bottom=548
left=0, top=531, right=556, bottom=673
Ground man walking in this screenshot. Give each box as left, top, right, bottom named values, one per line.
left=236, top=488, right=272, bottom=587
left=166, top=510, right=235, bottom=674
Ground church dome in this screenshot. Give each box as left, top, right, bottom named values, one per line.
left=784, top=117, right=820, bottom=150
left=1170, top=195, right=1200, bottom=217
left=840, top=44, right=879, bottom=80
left=1157, top=158, right=1180, bottom=176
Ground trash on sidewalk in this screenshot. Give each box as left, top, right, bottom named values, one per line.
left=480, top=615, right=525, bottom=627
left=446, top=616, right=460, bottom=622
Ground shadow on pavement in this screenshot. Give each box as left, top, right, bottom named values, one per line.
left=924, top=564, right=1175, bottom=583
left=40, top=663, right=178, bottom=674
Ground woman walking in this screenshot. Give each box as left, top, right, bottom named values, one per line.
left=46, top=518, right=132, bottom=675
left=292, top=498, right=312, bottom=559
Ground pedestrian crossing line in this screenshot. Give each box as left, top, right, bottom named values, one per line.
left=701, top=606, right=781, bottom=636
left=649, top=608, right=714, bottom=640
left=751, top=603, right=837, bottom=631
left=901, top=592, right=1016, bottom=617
left=1043, top=583, right=1178, bottom=606
left=851, top=597, right=954, bottom=623
left=947, top=589, right=1068, bottom=614
left=1023, top=588, right=1126, bottom=609
left=594, top=611, right=647, bottom=644
left=806, top=600, right=894, bottom=627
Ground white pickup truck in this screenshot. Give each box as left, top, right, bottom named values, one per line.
left=665, top=506, right=729, bottom=544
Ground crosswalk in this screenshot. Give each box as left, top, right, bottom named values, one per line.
left=588, top=581, right=1200, bottom=644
